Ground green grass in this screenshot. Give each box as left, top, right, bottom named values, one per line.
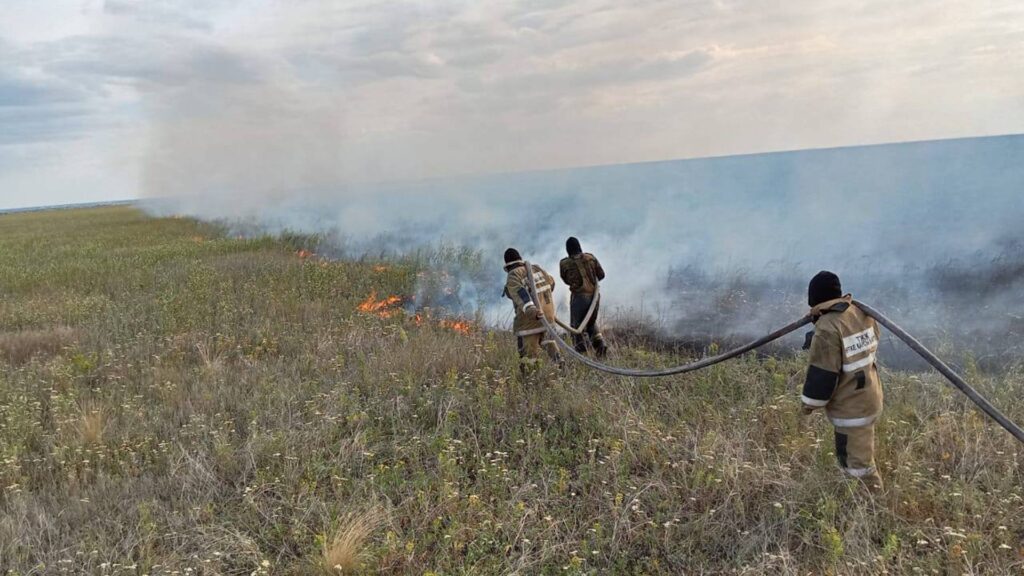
left=0, top=206, right=1022, bottom=574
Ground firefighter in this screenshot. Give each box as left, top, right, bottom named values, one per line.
left=800, top=271, right=884, bottom=491
left=558, top=237, right=608, bottom=357
left=502, top=248, right=562, bottom=371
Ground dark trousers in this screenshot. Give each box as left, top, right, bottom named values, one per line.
left=570, top=293, right=606, bottom=356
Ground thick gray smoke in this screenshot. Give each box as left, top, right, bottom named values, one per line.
left=144, top=133, right=1024, bottom=368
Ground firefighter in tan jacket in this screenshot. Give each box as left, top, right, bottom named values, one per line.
left=559, top=237, right=608, bottom=357
left=502, top=248, right=561, bottom=371
left=801, top=271, right=884, bottom=491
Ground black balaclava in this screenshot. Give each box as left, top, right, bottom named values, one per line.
left=808, top=270, right=842, bottom=307
left=566, top=237, right=582, bottom=257
left=504, top=248, right=522, bottom=264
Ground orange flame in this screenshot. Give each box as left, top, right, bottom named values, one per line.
left=439, top=319, right=473, bottom=334
left=357, top=291, right=403, bottom=318
left=297, top=249, right=315, bottom=260
left=373, top=265, right=389, bottom=272
left=356, top=292, right=474, bottom=333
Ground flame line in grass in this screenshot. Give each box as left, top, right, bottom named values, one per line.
left=357, top=291, right=404, bottom=318
left=357, top=292, right=473, bottom=334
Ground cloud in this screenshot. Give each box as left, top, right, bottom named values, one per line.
left=476, top=47, right=717, bottom=96
left=0, top=105, right=97, bottom=146
left=22, top=35, right=264, bottom=89
left=2, top=0, right=1024, bottom=210
left=0, top=69, right=83, bottom=107
left=102, top=0, right=212, bottom=31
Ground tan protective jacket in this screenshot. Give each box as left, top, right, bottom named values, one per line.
left=503, top=261, right=556, bottom=336
left=559, top=253, right=605, bottom=295
left=802, top=295, right=884, bottom=427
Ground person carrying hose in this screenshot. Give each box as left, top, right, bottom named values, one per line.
left=801, top=271, right=884, bottom=491
left=503, top=248, right=562, bottom=373
left=558, top=237, right=608, bottom=357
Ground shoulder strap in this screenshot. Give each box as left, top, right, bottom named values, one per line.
left=828, top=302, right=850, bottom=313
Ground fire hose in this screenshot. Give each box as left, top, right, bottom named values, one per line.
left=552, top=285, right=601, bottom=335
left=522, top=261, right=1024, bottom=445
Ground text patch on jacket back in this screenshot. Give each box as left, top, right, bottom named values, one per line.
left=842, top=328, right=877, bottom=356
left=841, top=328, right=877, bottom=373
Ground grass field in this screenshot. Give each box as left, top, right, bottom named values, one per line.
left=1, top=206, right=1022, bottom=575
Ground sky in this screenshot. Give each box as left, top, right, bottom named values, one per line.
left=1, top=0, right=1023, bottom=210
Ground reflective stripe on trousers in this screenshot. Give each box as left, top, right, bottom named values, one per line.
left=829, top=413, right=880, bottom=428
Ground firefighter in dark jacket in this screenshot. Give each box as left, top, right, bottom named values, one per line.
left=502, top=248, right=561, bottom=371
left=801, top=271, right=884, bottom=491
left=558, top=237, right=608, bottom=357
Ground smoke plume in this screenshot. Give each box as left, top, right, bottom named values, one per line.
left=144, top=133, right=1024, bottom=368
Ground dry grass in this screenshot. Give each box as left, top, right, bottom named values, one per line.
left=0, top=206, right=1022, bottom=574
left=0, top=326, right=76, bottom=364
left=322, top=510, right=382, bottom=574
left=77, top=404, right=106, bottom=446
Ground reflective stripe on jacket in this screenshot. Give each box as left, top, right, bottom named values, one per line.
left=503, top=260, right=556, bottom=336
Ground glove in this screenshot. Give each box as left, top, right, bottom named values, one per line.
left=802, top=330, right=815, bottom=350
left=532, top=307, right=545, bottom=320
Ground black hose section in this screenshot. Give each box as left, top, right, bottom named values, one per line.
left=523, top=260, right=812, bottom=377
left=854, top=300, right=1024, bottom=445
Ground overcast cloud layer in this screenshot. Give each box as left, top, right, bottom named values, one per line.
left=1, top=0, right=1023, bottom=209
